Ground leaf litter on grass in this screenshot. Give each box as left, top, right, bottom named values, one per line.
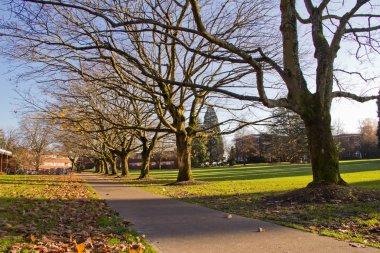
left=0, top=174, right=151, bottom=253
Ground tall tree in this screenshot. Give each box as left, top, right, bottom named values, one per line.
left=204, top=107, right=224, bottom=164
left=227, top=145, right=237, bottom=166
left=0, top=0, right=258, bottom=182
left=188, top=0, right=380, bottom=186
left=19, top=114, right=53, bottom=171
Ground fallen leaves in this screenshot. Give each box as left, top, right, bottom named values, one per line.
left=0, top=174, right=150, bottom=252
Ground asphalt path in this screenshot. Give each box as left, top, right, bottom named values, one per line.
left=81, top=173, right=380, bottom=253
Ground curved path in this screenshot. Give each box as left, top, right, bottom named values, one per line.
left=80, top=173, right=379, bottom=253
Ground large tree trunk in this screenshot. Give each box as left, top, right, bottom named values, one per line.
left=176, top=133, right=193, bottom=182
left=303, top=110, right=346, bottom=186
left=69, top=157, right=78, bottom=172
left=139, top=154, right=151, bottom=179
left=120, top=153, right=129, bottom=176
left=110, top=156, right=118, bottom=175
left=99, top=160, right=104, bottom=173
left=139, top=141, right=151, bottom=179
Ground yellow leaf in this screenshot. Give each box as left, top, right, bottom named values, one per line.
left=130, top=245, right=143, bottom=253
left=75, top=242, right=85, bottom=253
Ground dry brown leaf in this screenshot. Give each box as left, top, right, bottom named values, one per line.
left=27, top=234, right=37, bottom=243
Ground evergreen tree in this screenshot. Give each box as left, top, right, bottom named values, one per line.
left=204, top=106, right=224, bottom=164
left=227, top=145, right=237, bottom=166
left=191, top=137, right=208, bottom=167
left=191, top=118, right=208, bottom=167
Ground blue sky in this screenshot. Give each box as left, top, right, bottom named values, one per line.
left=0, top=1, right=378, bottom=133
left=0, top=58, right=20, bottom=130
left=0, top=55, right=377, bottom=133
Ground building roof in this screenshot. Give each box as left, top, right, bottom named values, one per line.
left=0, top=149, right=12, bottom=156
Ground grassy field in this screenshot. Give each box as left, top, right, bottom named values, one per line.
left=0, top=174, right=156, bottom=253
left=118, top=159, right=380, bottom=248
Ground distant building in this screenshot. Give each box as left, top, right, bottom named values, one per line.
left=128, top=151, right=177, bottom=170
left=333, top=134, right=362, bottom=160
left=234, top=132, right=377, bottom=163
left=40, top=152, right=72, bottom=169
left=0, top=149, right=13, bottom=172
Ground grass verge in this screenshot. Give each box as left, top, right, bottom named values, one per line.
left=0, top=174, right=156, bottom=253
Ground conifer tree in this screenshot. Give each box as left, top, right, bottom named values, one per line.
left=204, top=107, right=224, bottom=164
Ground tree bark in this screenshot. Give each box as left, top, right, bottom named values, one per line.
left=69, top=157, right=78, bottom=172
left=139, top=140, right=151, bottom=179
left=99, top=160, right=104, bottom=173
left=139, top=154, right=151, bottom=179
left=103, top=160, right=109, bottom=175
left=95, top=160, right=100, bottom=173
left=110, top=156, right=118, bottom=175
left=176, top=133, right=193, bottom=182
left=120, top=153, right=129, bottom=176
left=302, top=109, right=347, bottom=186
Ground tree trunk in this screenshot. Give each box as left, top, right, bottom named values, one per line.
left=69, top=157, right=78, bottom=172
left=176, top=133, right=193, bottom=182
left=158, top=159, right=162, bottom=170
left=99, top=160, right=104, bottom=173
left=110, top=156, right=118, bottom=175
left=120, top=153, right=129, bottom=176
left=103, top=160, right=109, bottom=175
left=34, top=155, right=40, bottom=172
left=139, top=141, right=151, bottom=179
left=139, top=154, right=152, bottom=179
left=95, top=160, right=100, bottom=173
left=303, top=110, right=346, bottom=186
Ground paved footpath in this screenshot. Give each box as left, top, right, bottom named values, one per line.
left=81, top=173, right=379, bottom=253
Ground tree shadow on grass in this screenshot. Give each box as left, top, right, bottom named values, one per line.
left=115, top=160, right=380, bottom=187
left=350, top=179, right=380, bottom=189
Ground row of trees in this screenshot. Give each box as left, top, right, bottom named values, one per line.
left=1, top=0, right=380, bottom=186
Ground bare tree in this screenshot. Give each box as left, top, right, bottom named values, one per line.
left=19, top=114, right=53, bottom=171
left=187, top=0, right=380, bottom=186
left=0, top=0, right=267, bottom=182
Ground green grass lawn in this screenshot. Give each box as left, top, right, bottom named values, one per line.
left=0, top=174, right=155, bottom=253
left=117, top=159, right=380, bottom=248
